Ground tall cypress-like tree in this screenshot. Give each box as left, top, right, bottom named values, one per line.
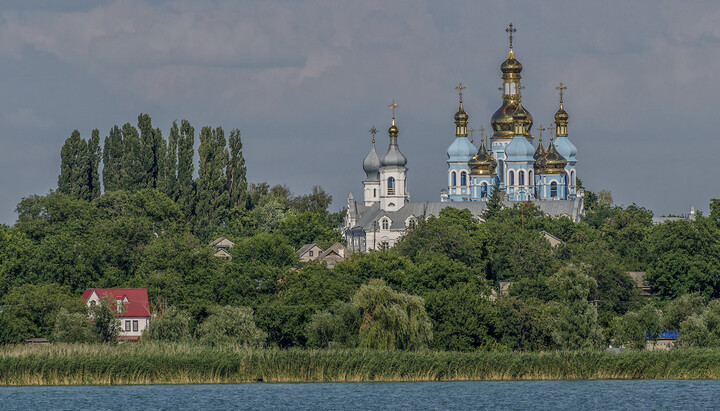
left=177, top=119, right=196, bottom=218
left=102, top=125, right=123, bottom=192
left=227, top=128, right=247, bottom=210
left=121, top=122, right=144, bottom=191
left=195, top=126, right=229, bottom=238
left=58, top=130, right=88, bottom=199
left=138, top=113, right=165, bottom=189
left=160, top=120, right=180, bottom=200
left=87, top=129, right=102, bottom=200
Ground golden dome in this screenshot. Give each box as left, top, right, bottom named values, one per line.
left=501, top=49, right=523, bottom=74
left=388, top=121, right=398, bottom=137
left=454, top=102, right=469, bottom=124
left=469, top=139, right=497, bottom=175
left=533, top=137, right=546, bottom=161
left=537, top=138, right=567, bottom=174
left=554, top=103, right=569, bottom=123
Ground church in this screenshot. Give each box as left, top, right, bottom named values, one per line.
left=344, top=25, right=585, bottom=253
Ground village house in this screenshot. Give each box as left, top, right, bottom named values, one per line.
left=297, top=242, right=349, bottom=267
left=82, top=288, right=151, bottom=341
left=209, top=236, right=235, bottom=259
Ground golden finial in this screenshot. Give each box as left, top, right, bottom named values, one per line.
left=455, top=82, right=467, bottom=104
left=506, top=23, right=517, bottom=49
left=556, top=82, right=567, bottom=104
left=548, top=126, right=554, bottom=139
left=389, top=100, right=398, bottom=125
left=537, top=124, right=544, bottom=140
left=469, top=127, right=477, bottom=144
left=479, top=125, right=486, bottom=142
left=369, top=126, right=377, bottom=144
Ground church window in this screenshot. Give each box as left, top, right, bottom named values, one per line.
left=388, top=177, right=395, bottom=195
left=382, top=219, right=389, bottom=230
left=373, top=188, right=377, bottom=197
left=451, top=171, right=457, bottom=186
left=481, top=183, right=488, bottom=198
left=509, top=171, right=514, bottom=186
left=551, top=181, right=558, bottom=198
left=529, top=171, right=533, bottom=186
left=461, top=171, right=467, bottom=186
left=499, top=160, right=505, bottom=182
left=519, top=171, right=524, bottom=186
left=571, top=171, right=575, bottom=187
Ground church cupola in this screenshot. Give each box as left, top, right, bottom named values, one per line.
left=363, top=127, right=381, bottom=180
left=512, top=102, right=528, bottom=136
left=490, top=24, right=534, bottom=140
left=554, top=82, right=569, bottom=137
left=379, top=100, right=409, bottom=211
left=534, top=125, right=546, bottom=161
left=538, top=137, right=567, bottom=174
left=469, top=135, right=497, bottom=176
left=381, top=100, right=407, bottom=167
left=454, top=82, right=469, bottom=137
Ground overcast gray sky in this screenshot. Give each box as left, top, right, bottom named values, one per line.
left=1, top=0, right=718, bottom=224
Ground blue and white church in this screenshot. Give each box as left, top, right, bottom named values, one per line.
left=344, top=25, right=584, bottom=253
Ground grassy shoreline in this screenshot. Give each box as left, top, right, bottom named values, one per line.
left=2, top=343, right=720, bottom=385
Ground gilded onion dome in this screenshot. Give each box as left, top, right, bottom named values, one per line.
left=533, top=135, right=546, bottom=161
left=454, top=103, right=469, bottom=125
left=362, top=137, right=381, bottom=180
left=538, top=138, right=567, bottom=174
left=469, top=138, right=497, bottom=175
left=501, top=49, right=523, bottom=74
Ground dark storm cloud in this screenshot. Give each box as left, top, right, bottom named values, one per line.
left=0, top=0, right=718, bottom=224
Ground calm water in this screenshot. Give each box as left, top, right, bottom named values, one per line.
left=1, top=380, right=718, bottom=410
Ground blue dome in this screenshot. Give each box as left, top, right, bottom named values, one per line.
left=505, top=135, right=535, bottom=162
left=446, top=137, right=477, bottom=162
left=363, top=144, right=381, bottom=180
left=553, top=136, right=577, bottom=163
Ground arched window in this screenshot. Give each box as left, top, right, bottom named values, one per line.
left=387, top=177, right=395, bottom=195
left=519, top=170, right=524, bottom=186
left=551, top=181, right=558, bottom=198
left=373, top=188, right=377, bottom=197
left=529, top=171, right=533, bottom=186
left=451, top=171, right=457, bottom=186
left=461, top=171, right=467, bottom=186
left=571, top=171, right=575, bottom=187
left=481, top=183, right=488, bottom=198
left=499, top=160, right=505, bottom=181
left=382, top=219, right=389, bottom=230
left=508, top=170, right=515, bottom=186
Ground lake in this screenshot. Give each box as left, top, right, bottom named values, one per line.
left=2, top=380, right=718, bottom=410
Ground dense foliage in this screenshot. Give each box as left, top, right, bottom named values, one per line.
left=2, top=114, right=720, bottom=351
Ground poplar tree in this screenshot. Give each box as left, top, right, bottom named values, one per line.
left=227, top=128, right=247, bottom=209
left=138, top=113, right=165, bottom=189
left=195, top=126, right=229, bottom=238
left=102, top=125, right=123, bottom=192
left=87, top=129, right=102, bottom=200
left=58, top=130, right=88, bottom=199
left=160, top=120, right=180, bottom=200
left=121, top=123, right=143, bottom=191
left=177, top=119, right=196, bottom=218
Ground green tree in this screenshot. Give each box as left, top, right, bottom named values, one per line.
left=278, top=211, right=340, bottom=249
left=290, top=186, right=332, bottom=213
left=58, top=130, right=88, bottom=199
left=121, top=122, right=144, bottom=191
left=87, top=129, right=102, bottom=200
left=102, top=125, right=124, bottom=192
left=227, top=128, right=247, bottom=210
left=352, top=279, right=432, bottom=350
left=144, top=306, right=191, bottom=342
left=177, top=119, right=196, bottom=217
left=305, top=301, right=361, bottom=348
left=610, top=303, right=662, bottom=349
left=158, top=120, right=179, bottom=200
left=195, top=126, right=229, bottom=239
left=137, top=113, right=166, bottom=189
left=53, top=308, right=97, bottom=343
left=196, top=305, right=266, bottom=347
left=233, top=233, right=296, bottom=267
left=89, top=296, right=122, bottom=343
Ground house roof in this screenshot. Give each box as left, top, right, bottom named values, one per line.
left=82, top=288, right=151, bottom=318
left=209, top=237, right=235, bottom=249
left=297, top=243, right=322, bottom=257
left=318, top=242, right=348, bottom=260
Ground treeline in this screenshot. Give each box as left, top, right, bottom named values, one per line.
left=57, top=114, right=247, bottom=240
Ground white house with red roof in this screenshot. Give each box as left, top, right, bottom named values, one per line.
left=82, top=288, right=151, bottom=341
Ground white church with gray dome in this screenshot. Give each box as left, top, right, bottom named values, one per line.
left=344, top=25, right=585, bottom=253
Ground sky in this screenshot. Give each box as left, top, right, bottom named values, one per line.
left=1, top=0, right=719, bottom=224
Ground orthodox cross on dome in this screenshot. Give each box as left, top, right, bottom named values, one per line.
left=548, top=126, right=554, bottom=139
left=389, top=100, right=398, bottom=120
left=506, top=23, right=517, bottom=49
left=369, top=126, right=377, bottom=144
left=479, top=125, right=486, bottom=141
left=455, top=82, right=467, bottom=103
left=556, top=82, right=567, bottom=104
left=536, top=124, right=544, bottom=140
left=469, top=127, right=477, bottom=143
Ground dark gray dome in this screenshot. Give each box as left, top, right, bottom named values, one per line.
left=363, top=144, right=381, bottom=180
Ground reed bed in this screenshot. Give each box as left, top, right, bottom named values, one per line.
left=2, top=344, right=720, bottom=385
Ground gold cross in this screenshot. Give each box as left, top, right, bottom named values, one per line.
left=455, top=82, right=467, bottom=103
left=548, top=126, right=554, bottom=139
left=469, top=127, right=477, bottom=143
left=369, top=126, right=377, bottom=143
left=389, top=100, right=398, bottom=119
left=506, top=23, right=517, bottom=49
left=536, top=124, right=544, bottom=140
left=479, top=125, right=486, bottom=141
left=556, top=82, right=567, bottom=104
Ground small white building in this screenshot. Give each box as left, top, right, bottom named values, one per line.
left=82, top=288, right=151, bottom=341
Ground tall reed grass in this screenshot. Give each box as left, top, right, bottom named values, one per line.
left=2, top=343, right=720, bottom=385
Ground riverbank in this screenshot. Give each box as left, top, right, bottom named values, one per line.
left=2, top=343, right=720, bottom=385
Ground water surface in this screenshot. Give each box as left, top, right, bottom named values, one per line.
left=2, top=380, right=718, bottom=410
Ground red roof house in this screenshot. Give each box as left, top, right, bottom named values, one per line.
left=82, top=288, right=151, bottom=341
